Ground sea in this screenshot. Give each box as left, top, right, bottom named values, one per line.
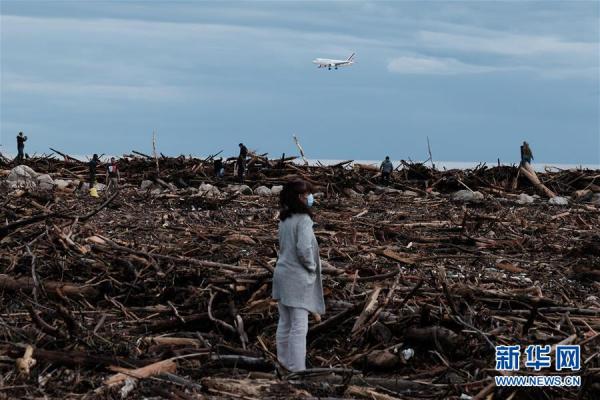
left=1, top=150, right=599, bottom=172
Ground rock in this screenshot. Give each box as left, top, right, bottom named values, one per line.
left=239, top=185, right=253, bottom=195
left=403, top=190, right=419, bottom=197
left=254, top=186, right=272, bottom=196
left=226, top=184, right=253, bottom=195
left=517, top=193, right=534, bottom=204
left=270, top=185, right=283, bottom=195
left=54, top=179, right=72, bottom=190
left=81, top=182, right=90, bottom=192
left=7, top=165, right=39, bottom=188
left=140, top=180, right=154, bottom=191
left=452, top=190, right=484, bottom=202
left=96, top=183, right=106, bottom=192
left=199, top=183, right=220, bottom=197
left=548, top=196, right=569, bottom=206
left=574, top=189, right=593, bottom=202
left=36, top=174, right=55, bottom=190
left=150, top=188, right=162, bottom=196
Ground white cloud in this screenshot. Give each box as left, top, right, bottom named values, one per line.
left=417, top=29, right=597, bottom=58
left=4, top=78, right=183, bottom=101
left=387, top=55, right=501, bottom=75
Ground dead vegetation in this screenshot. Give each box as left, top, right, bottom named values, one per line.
left=0, top=153, right=599, bottom=399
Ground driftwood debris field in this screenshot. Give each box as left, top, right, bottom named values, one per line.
left=0, top=152, right=599, bottom=399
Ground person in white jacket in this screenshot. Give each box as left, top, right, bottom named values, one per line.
left=272, top=179, right=325, bottom=372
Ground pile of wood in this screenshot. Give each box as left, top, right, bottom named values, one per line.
left=1, top=151, right=598, bottom=197
left=0, top=153, right=599, bottom=399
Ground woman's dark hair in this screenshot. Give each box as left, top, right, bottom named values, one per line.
left=279, top=179, right=313, bottom=221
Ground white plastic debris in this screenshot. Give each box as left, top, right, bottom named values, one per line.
left=548, top=196, right=569, bottom=206
left=401, top=348, right=414, bottom=361
left=517, top=193, right=534, bottom=204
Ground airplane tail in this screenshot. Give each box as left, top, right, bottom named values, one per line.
left=347, top=52, right=356, bottom=62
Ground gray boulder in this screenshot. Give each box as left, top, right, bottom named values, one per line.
left=452, top=190, right=484, bottom=202
left=254, top=186, right=272, bottom=196
left=37, top=174, right=55, bottom=190
left=54, top=179, right=72, bottom=190
left=270, top=185, right=283, bottom=195
left=198, top=183, right=220, bottom=197
left=7, top=165, right=39, bottom=188
left=227, top=184, right=253, bottom=195
left=140, top=180, right=154, bottom=191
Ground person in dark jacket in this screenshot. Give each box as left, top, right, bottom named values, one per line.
left=520, top=141, right=533, bottom=166
left=88, top=154, right=100, bottom=197
left=16, top=132, right=27, bottom=163
left=237, top=143, right=248, bottom=182
left=380, top=156, right=393, bottom=184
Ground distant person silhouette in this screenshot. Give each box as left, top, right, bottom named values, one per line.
left=380, top=156, right=393, bottom=185
left=238, top=143, right=248, bottom=182
left=16, top=132, right=27, bottom=163
left=520, top=141, right=533, bottom=166
left=88, top=154, right=100, bottom=198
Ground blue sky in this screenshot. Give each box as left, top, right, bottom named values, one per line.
left=1, top=1, right=598, bottom=164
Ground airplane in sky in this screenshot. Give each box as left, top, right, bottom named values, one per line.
left=312, top=53, right=356, bottom=70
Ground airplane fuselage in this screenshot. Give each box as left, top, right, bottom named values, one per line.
left=312, top=53, right=355, bottom=70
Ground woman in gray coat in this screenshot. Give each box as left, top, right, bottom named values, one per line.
left=272, top=180, right=325, bottom=372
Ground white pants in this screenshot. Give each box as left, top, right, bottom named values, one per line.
left=276, top=303, right=308, bottom=372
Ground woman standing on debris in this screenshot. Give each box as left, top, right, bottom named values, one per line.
left=272, top=179, right=325, bottom=372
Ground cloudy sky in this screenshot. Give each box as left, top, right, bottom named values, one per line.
left=1, top=1, right=598, bottom=164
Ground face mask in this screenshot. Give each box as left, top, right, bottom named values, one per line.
left=306, top=193, right=314, bottom=208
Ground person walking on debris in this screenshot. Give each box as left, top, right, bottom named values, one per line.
left=213, top=157, right=224, bottom=179
left=88, top=154, right=100, bottom=198
left=520, top=141, right=533, bottom=167
left=237, top=143, right=248, bottom=182
left=272, top=180, right=325, bottom=372
left=380, top=156, right=393, bottom=185
left=105, top=157, right=120, bottom=192
left=16, top=132, right=27, bottom=163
